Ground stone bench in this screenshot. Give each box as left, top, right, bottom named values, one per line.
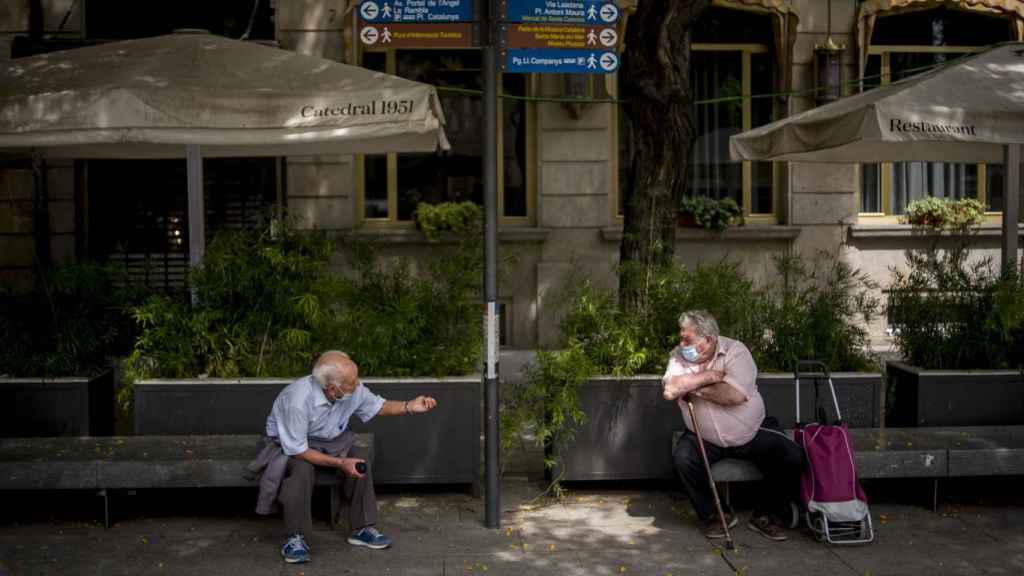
left=0, top=434, right=373, bottom=527
left=672, top=427, right=1024, bottom=509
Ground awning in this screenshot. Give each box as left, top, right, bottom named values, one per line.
left=857, top=0, right=1024, bottom=81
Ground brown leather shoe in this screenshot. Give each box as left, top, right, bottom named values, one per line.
left=703, top=514, right=738, bottom=539
left=747, top=514, right=787, bottom=541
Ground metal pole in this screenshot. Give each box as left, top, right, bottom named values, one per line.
left=186, top=144, right=205, bottom=301
left=483, top=0, right=501, bottom=529
left=1002, top=144, right=1020, bottom=275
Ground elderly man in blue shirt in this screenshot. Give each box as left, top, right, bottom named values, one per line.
left=249, top=350, right=437, bottom=564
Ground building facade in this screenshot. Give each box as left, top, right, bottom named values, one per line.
left=2, top=0, right=1022, bottom=353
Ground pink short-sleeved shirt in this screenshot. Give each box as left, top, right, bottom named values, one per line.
left=661, top=336, right=765, bottom=448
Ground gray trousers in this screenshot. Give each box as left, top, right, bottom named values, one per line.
left=278, top=431, right=377, bottom=536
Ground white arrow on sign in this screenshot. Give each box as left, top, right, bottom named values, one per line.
left=360, top=1, right=380, bottom=20
left=360, top=25, right=380, bottom=45
left=599, top=28, right=617, bottom=47
left=599, top=52, right=619, bottom=72
left=599, top=3, right=619, bottom=23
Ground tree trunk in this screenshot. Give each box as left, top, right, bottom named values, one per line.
left=618, top=0, right=709, bottom=312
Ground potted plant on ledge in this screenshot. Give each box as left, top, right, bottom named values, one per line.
left=885, top=221, right=1024, bottom=426
left=126, top=219, right=484, bottom=489
left=678, top=195, right=744, bottom=231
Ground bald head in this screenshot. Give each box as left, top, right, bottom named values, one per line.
left=313, top=350, right=359, bottom=395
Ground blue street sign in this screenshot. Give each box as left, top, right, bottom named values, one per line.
left=503, top=48, right=619, bottom=73
left=358, top=0, right=474, bottom=23
left=503, top=0, right=619, bottom=24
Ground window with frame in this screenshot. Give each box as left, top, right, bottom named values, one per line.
left=616, top=8, right=779, bottom=221
left=358, top=49, right=534, bottom=225
left=860, top=8, right=1013, bottom=218
left=84, top=158, right=282, bottom=290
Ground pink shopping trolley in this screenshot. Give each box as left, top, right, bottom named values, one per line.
left=793, top=361, right=874, bottom=544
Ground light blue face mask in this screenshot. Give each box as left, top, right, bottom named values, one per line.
left=681, top=345, right=700, bottom=362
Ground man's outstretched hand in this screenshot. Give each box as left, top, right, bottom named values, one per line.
left=408, top=395, right=438, bottom=414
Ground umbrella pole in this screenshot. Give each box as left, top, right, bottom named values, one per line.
left=1003, top=144, right=1021, bottom=276
left=186, top=144, right=205, bottom=302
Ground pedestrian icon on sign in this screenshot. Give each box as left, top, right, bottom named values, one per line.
left=381, top=2, right=392, bottom=18
left=381, top=27, right=393, bottom=43
left=587, top=29, right=598, bottom=45
left=587, top=53, right=598, bottom=69
left=587, top=4, right=598, bottom=20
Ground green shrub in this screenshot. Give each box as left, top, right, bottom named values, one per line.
left=126, top=222, right=340, bottom=383
left=888, top=245, right=1023, bottom=370
left=680, top=195, right=744, bottom=230
left=124, top=218, right=482, bottom=399
left=761, top=252, right=880, bottom=372
left=0, top=262, right=143, bottom=377
left=330, top=237, right=482, bottom=378
left=502, top=253, right=878, bottom=489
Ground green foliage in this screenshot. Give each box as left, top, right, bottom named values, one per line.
left=901, top=197, right=985, bottom=231
left=330, top=237, right=482, bottom=378
left=760, top=252, right=880, bottom=373
left=124, top=219, right=482, bottom=403
left=680, top=195, right=744, bottom=231
left=0, top=262, right=143, bottom=377
left=501, top=344, right=593, bottom=480
left=888, top=243, right=1024, bottom=370
left=125, top=222, right=340, bottom=385
left=502, top=253, right=879, bottom=490
left=414, top=201, right=482, bottom=241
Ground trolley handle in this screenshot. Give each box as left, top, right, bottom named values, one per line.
left=794, top=360, right=842, bottom=425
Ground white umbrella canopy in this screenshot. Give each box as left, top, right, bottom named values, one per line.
left=730, top=42, right=1024, bottom=164
left=0, top=31, right=450, bottom=268
left=730, top=42, right=1023, bottom=271
left=0, top=32, right=449, bottom=158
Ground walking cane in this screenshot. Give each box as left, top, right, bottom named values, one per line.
left=686, top=397, right=735, bottom=550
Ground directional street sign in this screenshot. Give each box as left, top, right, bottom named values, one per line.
left=503, top=48, right=618, bottom=73
left=502, top=23, right=617, bottom=50
left=502, top=0, right=619, bottom=24
left=359, top=23, right=475, bottom=47
left=358, top=0, right=474, bottom=23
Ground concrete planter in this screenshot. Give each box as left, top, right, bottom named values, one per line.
left=555, top=372, right=883, bottom=482
left=886, top=361, right=1024, bottom=427
left=0, top=372, right=115, bottom=437
left=133, top=377, right=480, bottom=487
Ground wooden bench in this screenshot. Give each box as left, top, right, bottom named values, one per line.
left=673, top=426, right=1024, bottom=510
left=0, top=434, right=373, bottom=527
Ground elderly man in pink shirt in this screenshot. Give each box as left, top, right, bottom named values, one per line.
left=663, top=310, right=803, bottom=541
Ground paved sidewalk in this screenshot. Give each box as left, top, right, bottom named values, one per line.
left=1, top=478, right=1023, bottom=575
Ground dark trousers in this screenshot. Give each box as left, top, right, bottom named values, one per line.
left=279, top=434, right=377, bottom=536
left=673, top=420, right=803, bottom=524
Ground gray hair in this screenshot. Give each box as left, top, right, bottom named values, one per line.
left=677, top=310, right=720, bottom=339
left=312, top=350, right=352, bottom=390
